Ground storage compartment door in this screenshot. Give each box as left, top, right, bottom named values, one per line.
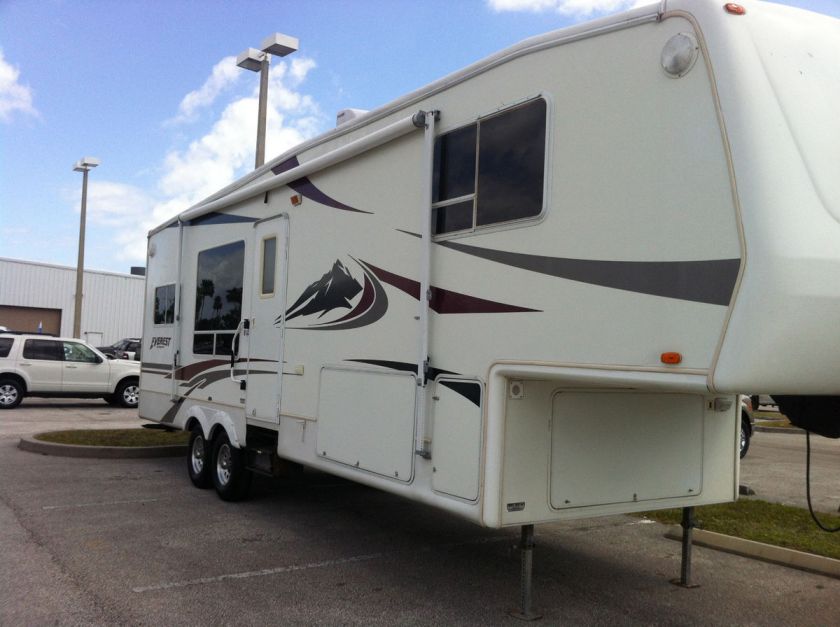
left=317, top=367, right=416, bottom=481
left=550, top=392, right=703, bottom=509
left=432, top=379, right=483, bottom=501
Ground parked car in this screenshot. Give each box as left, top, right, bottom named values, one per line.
left=740, top=395, right=754, bottom=459
left=97, top=337, right=141, bottom=360
left=0, top=333, right=140, bottom=409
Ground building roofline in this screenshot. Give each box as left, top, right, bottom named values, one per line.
left=0, top=257, right=144, bottom=280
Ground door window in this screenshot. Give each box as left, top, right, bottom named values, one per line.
left=63, top=342, right=99, bottom=363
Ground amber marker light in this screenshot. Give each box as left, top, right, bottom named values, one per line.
left=724, top=3, right=746, bottom=15
left=290, top=194, right=302, bottom=206
left=661, top=352, right=683, bottom=365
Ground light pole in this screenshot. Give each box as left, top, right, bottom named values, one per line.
left=236, top=33, right=299, bottom=169
left=72, top=157, right=100, bottom=339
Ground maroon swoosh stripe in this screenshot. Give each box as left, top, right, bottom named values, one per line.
left=360, top=260, right=539, bottom=314
left=272, top=156, right=371, bottom=214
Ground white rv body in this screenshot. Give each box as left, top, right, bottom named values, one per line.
left=140, top=0, right=840, bottom=528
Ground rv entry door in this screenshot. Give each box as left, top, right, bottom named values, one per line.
left=242, top=215, right=289, bottom=423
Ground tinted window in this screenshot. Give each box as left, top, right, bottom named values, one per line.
left=63, top=342, right=99, bottom=363
left=154, top=284, right=176, bottom=325
left=23, top=339, right=63, bottom=361
left=432, top=98, right=546, bottom=235
left=193, top=333, right=214, bottom=355
left=0, top=338, right=13, bottom=358
left=432, top=200, right=473, bottom=234
left=476, top=99, right=546, bottom=226
left=194, top=241, right=244, bottom=355
left=261, top=237, right=277, bottom=296
left=432, top=124, right=476, bottom=203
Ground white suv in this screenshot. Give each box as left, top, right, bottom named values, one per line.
left=0, top=333, right=140, bottom=409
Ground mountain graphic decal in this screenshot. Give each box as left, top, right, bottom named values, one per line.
left=284, top=260, right=363, bottom=321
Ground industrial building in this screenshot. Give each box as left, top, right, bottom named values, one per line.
left=0, top=257, right=144, bottom=346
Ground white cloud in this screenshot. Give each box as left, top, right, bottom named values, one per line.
left=172, top=55, right=240, bottom=123
left=0, top=49, right=37, bottom=122
left=488, top=0, right=650, bottom=17
left=92, top=55, right=325, bottom=266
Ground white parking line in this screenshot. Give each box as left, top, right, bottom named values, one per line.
left=132, top=552, right=385, bottom=593
left=132, top=536, right=511, bottom=593
left=43, top=497, right=164, bottom=510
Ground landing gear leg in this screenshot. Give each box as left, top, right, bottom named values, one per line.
left=509, top=524, right=542, bottom=621
left=671, top=506, right=700, bottom=588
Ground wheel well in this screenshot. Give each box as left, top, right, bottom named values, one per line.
left=115, top=375, right=139, bottom=390
left=0, top=373, right=27, bottom=393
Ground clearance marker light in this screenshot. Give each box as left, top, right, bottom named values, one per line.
left=661, top=352, right=683, bottom=365
left=290, top=194, right=302, bottom=206
left=724, top=3, right=746, bottom=15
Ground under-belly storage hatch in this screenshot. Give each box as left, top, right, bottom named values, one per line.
left=550, top=392, right=704, bottom=509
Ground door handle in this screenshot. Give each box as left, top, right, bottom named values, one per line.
left=66, top=365, right=78, bottom=369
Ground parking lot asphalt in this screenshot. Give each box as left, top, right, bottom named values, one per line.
left=1, top=401, right=839, bottom=625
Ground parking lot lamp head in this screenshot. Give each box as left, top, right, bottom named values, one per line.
left=72, top=157, right=100, bottom=339
left=235, top=33, right=299, bottom=169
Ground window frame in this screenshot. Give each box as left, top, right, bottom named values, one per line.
left=431, top=95, right=551, bottom=240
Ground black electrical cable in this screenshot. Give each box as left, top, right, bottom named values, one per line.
left=805, top=431, right=840, bottom=533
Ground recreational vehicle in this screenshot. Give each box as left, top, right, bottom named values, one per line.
left=140, top=0, right=840, bottom=607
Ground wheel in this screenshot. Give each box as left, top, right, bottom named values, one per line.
left=114, top=379, right=139, bottom=408
left=187, top=426, right=213, bottom=488
left=740, top=416, right=751, bottom=459
left=211, top=432, right=252, bottom=501
left=0, top=378, right=24, bottom=409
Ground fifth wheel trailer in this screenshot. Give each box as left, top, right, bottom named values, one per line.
left=139, top=0, right=840, bottom=603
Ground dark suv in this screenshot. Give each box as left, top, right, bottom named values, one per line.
left=97, top=338, right=141, bottom=360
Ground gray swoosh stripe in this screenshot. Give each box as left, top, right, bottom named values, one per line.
left=438, top=241, right=740, bottom=306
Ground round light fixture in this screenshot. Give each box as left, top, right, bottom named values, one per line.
left=661, top=33, right=700, bottom=78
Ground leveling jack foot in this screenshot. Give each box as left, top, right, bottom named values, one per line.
left=670, top=506, right=701, bottom=589
left=508, top=524, right=543, bottom=621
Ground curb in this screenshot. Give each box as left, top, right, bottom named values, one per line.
left=665, top=526, right=840, bottom=580
left=18, top=436, right=188, bottom=459
left=754, top=425, right=803, bottom=434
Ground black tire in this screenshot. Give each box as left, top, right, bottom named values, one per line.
left=740, top=415, right=751, bottom=459
left=211, top=431, right=252, bottom=501
left=114, top=378, right=139, bottom=408
left=0, top=378, right=24, bottom=409
left=187, top=426, right=213, bottom=489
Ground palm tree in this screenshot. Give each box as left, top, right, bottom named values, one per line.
left=196, top=279, right=215, bottom=328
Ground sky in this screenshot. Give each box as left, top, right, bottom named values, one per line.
left=1, top=0, right=838, bottom=275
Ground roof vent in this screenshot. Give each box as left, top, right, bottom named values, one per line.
left=336, top=108, right=369, bottom=127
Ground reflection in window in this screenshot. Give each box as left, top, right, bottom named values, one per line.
left=193, top=241, right=244, bottom=356
left=431, top=98, right=546, bottom=235
left=154, top=284, right=176, bottom=325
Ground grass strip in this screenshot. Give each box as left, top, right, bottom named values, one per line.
left=640, top=500, right=840, bottom=560
left=35, top=428, right=189, bottom=447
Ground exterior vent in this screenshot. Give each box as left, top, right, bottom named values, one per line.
left=336, top=108, right=369, bottom=127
